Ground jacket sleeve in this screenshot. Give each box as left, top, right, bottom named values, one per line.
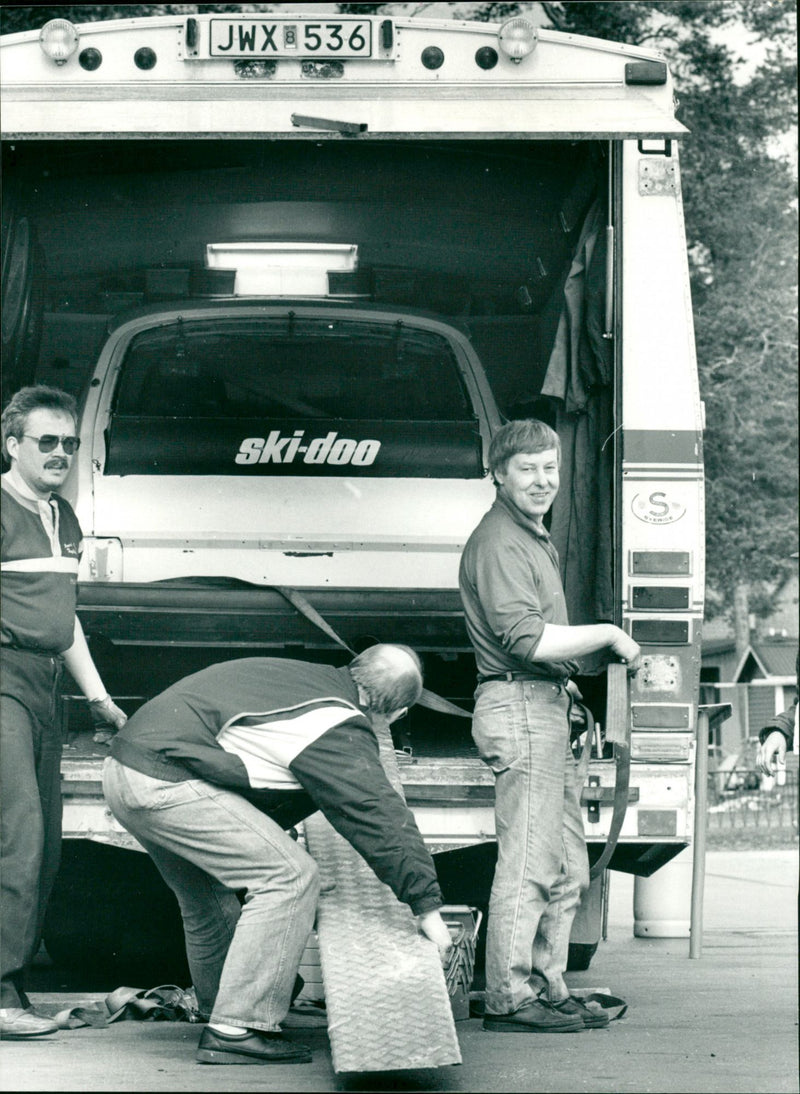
left=759, top=653, right=798, bottom=750
left=289, top=718, right=443, bottom=915
left=759, top=700, right=798, bottom=750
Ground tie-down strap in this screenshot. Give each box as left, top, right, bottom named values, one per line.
left=589, top=663, right=632, bottom=879
left=273, top=585, right=472, bottom=719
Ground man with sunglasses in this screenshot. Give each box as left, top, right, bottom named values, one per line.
left=1, top=384, right=127, bottom=1040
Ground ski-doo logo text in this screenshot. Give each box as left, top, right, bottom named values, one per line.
left=235, top=430, right=381, bottom=467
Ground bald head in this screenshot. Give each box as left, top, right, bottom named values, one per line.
left=348, top=644, right=423, bottom=717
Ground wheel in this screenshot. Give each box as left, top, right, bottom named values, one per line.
left=43, top=840, right=191, bottom=985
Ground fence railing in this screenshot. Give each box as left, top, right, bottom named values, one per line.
left=706, top=768, right=798, bottom=833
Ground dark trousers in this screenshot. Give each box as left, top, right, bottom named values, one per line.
left=0, top=648, right=63, bottom=1009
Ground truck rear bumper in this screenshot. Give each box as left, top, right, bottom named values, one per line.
left=77, top=580, right=470, bottom=651
left=61, top=735, right=689, bottom=867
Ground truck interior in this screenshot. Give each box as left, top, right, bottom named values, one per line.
left=4, top=137, right=608, bottom=414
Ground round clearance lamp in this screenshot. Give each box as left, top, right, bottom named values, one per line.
left=497, top=17, right=538, bottom=64
left=79, top=48, right=102, bottom=71
left=39, top=19, right=79, bottom=65
left=421, top=46, right=444, bottom=70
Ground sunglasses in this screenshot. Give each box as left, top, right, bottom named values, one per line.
left=22, top=433, right=81, bottom=455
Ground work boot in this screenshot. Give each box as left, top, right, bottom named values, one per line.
left=0, top=1007, right=59, bottom=1039
left=196, top=1025, right=312, bottom=1064
left=483, top=999, right=584, bottom=1033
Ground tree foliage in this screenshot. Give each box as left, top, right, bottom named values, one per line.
left=0, top=5, right=275, bottom=34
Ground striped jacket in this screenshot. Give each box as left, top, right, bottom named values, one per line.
left=111, top=657, right=443, bottom=915
left=1, top=475, right=82, bottom=653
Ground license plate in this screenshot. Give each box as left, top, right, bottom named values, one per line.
left=209, top=19, right=374, bottom=59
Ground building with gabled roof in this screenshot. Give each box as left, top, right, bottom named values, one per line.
left=701, top=636, right=797, bottom=761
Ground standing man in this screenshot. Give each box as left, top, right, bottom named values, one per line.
left=102, top=645, right=453, bottom=1066
left=459, top=418, right=640, bottom=1034
left=1, top=385, right=127, bottom=1040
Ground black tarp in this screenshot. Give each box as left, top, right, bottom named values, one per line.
left=542, top=198, right=616, bottom=673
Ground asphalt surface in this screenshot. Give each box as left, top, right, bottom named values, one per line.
left=1, top=849, right=797, bottom=1093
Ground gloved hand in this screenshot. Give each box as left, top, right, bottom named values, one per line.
left=89, top=695, right=128, bottom=743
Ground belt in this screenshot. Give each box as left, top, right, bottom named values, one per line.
left=478, top=672, right=566, bottom=686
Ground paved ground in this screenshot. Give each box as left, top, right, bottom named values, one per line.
left=1, top=849, right=797, bottom=1093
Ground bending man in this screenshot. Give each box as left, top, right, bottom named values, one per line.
left=103, top=645, right=452, bottom=1066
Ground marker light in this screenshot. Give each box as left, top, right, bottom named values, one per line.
left=475, top=47, right=498, bottom=70
left=39, top=19, right=79, bottom=65
left=497, top=17, right=538, bottom=64
left=134, top=47, right=157, bottom=70
left=79, top=48, right=102, bottom=71
left=421, top=46, right=444, bottom=70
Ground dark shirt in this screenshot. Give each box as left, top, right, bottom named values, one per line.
left=1, top=477, right=83, bottom=653
left=459, top=492, right=578, bottom=682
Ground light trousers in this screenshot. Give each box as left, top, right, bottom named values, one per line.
left=103, top=757, right=319, bottom=1031
left=472, top=679, right=589, bottom=1015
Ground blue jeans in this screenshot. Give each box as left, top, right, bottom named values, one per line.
left=472, top=680, right=589, bottom=1014
left=102, top=757, right=319, bottom=1031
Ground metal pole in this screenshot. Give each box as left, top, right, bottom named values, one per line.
left=690, top=709, right=709, bottom=958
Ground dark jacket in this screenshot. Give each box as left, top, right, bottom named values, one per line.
left=758, top=651, right=798, bottom=752
left=110, top=657, right=442, bottom=915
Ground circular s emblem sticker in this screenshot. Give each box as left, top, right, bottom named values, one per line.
left=632, top=490, right=686, bottom=525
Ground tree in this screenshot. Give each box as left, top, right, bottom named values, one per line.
left=0, top=5, right=276, bottom=35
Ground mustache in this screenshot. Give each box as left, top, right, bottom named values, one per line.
left=44, top=459, right=69, bottom=470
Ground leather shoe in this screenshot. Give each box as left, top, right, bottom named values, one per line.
left=196, top=1025, right=311, bottom=1064
left=483, top=999, right=583, bottom=1033
left=550, top=994, right=610, bottom=1028
left=0, top=1007, right=59, bottom=1039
